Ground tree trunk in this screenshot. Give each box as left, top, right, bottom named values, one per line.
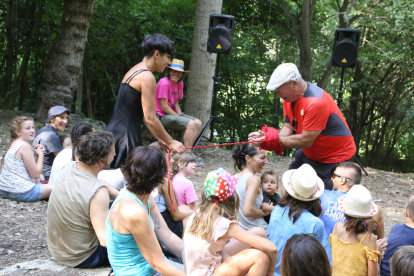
left=317, top=57, right=334, bottom=89
left=4, top=0, right=18, bottom=99
left=277, top=0, right=316, bottom=81
left=36, top=0, right=96, bottom=121
left=184, top=0, right=223, bottom=134
left=298, top=0, right=314, bottom=81
left=76, top=62, right=83, bottom=114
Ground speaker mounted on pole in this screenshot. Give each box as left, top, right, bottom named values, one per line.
left=332, top=28, right=361, bottom=68
left=207, top=14, right=235, bottom=54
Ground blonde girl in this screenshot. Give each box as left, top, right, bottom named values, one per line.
left=183, top=169, right=277, bottom=276
left=0, top=117, right=51, bottom=201
left=171, top=152, right=198, bottom=209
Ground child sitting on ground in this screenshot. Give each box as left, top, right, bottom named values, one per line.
left=261, top=170, right=280, bottom=223
left=172, top=152, right=198, bottom=210
left=183, top=169, right=277, bottom=276
left=281, top=234, right=331, bottom=276
left=0, top=116, right=51, bottom=201
left=330, top=185, right=381, bottom=276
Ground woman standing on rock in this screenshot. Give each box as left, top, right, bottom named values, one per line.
left=106, top=34, right=185, bottom=169
left=0, top=116, right=51, bottom=201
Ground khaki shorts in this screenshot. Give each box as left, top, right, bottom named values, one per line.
left=160, top=114, right=197, bottom=131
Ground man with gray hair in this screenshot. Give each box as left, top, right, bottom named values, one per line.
left=33, top=105, right=70, bottom=181
left=249, top=63, right=356, bottom=189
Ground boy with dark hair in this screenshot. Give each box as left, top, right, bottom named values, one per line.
left=47, top=131, right=116, bottom=268
left=381, top=196, right=414, bottom=276
left=261, top=170, right=280, bottom=223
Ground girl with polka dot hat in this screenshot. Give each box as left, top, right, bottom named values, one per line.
left=183, top=168, right=277, bottom=276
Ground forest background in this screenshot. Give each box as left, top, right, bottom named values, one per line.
left=1, top=0, right=413, bottom=172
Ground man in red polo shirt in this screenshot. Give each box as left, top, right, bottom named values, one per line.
left=249, top=63, right=356, bottom=189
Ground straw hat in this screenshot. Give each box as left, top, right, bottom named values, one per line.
left=282, top=164, right=324, bottom=201
left=338, top=185, right=378, bottom=218
left=167, top=59, right=189, bottom=73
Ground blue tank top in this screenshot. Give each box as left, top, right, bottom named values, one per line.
left=105, top=188, right=156, bottom=276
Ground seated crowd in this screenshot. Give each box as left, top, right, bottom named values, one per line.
left=2, top=112, right=414, bottom=276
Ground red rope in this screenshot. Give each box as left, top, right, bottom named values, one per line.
left=166, top=137, right=280, bottom=213
left=259, top=125, right=284, bottom=156
left=167, top=149, right=175, bottom=212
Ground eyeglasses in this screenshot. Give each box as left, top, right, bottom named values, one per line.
left=292, top=118, right=298, bottom=128
left=292, top=118, right=297, bottom=134
left=332, top=172, right=353, bottom=181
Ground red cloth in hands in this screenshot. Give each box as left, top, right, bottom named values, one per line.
left=259, top=125, right=284, bottom=156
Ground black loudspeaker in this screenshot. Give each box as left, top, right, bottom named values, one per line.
left=207, top=14, right=235, bottom=54
left=332, top=28, right=361, bottom=68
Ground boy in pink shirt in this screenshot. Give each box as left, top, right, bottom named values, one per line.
left=155, top=59, right=202, bottom=150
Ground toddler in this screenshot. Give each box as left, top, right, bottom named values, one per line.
left=261, top=170, right=280, bottom=223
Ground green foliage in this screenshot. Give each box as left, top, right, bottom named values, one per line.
left=81, top=0, right=196, bottom=121
left=1, top=0, right=413, bottom=171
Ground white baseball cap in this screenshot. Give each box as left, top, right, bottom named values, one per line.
left=266, top=63, right=301, bottom=91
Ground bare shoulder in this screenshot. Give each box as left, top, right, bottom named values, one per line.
left=18, top=142, right=32, bottom=151
left=362, top=232, right=378, bottom=249
left=333, top=221, right=346, bottom=236
left=247, top=174, right=261, bottom=184
left=127, top=70, right=155, bottom=92
left=118, top=198, right=147, bottom=219
left=130, top=69, right=154, bottom=83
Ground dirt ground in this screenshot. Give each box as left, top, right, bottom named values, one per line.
left=0, top=110, right=413, bottom=272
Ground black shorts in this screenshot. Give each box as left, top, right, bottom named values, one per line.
left=289, top=149, right=350, bottom=190
left=161, top=210, right=183, bottom=238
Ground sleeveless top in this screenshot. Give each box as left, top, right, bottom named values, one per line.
left=235, top=173, right=268, bottom=230
left=106, top=69, right=148, bottom=169
left=105, top=188, right=158, bottom=276
left=330, top=224, right=380, bottom=276
left=154, top=193, right=167, bottom=213
left=47, top=162, right=106, bottom=267
left=0, top=140, right=36, bottom=193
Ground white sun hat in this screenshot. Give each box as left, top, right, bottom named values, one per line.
left=266, top=63, right=302, bottom=91
left=338, top=185, right=378, bottom=218
left=282, top=164, right=324, bottom=201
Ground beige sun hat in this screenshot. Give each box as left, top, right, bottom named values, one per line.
left=282, top=164, right=324, bottom=201
left=167, top=59, right=190, bottom=73
left=338, top=185, right=378, bottom=218
left=266, top=63, right=301, bottom=91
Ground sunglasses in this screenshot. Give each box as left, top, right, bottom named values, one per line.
left=292, top=118, right=298, bottom=135
left=332, top=172, right=353, bottom=181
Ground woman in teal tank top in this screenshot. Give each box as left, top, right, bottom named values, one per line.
left=105, top=146, right=185, bottom=276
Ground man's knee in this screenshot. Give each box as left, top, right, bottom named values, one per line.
left=186, top=119, right=201, bottom=130
left=194, top=119, right=202, bottom=129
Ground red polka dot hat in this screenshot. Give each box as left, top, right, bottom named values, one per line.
left=204, top=168, right=238, bottom=203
